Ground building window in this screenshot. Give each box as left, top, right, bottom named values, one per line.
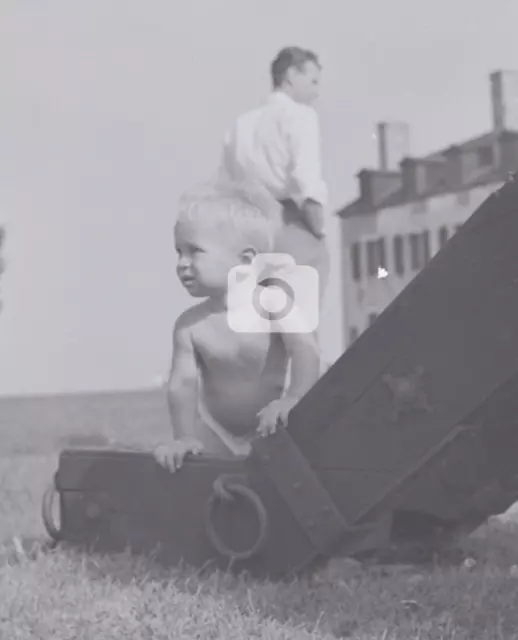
left=366, top=241, right=377, bottom=276
left=422, top=230, right=430, bottom=264
left=366, top=238, right=386, bottom=277
left=438, top=226, right=449, bottom=248
left=349, top=327, right=359, bottom=344
left=476, top=146, right=494, bottom=168
left=409, top=233, right=421, bottom=271
left=409, top=231, right=430, bottom=271
left=351, top=242, right=361, bottom=281
left=377, top=238, right=386, bottom=269
left=456, top=190, right=470, bottom=206
left=393, top=235, right=405, bottom=276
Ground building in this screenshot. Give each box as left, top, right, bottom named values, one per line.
left=337, top=69, right=518, bottom=348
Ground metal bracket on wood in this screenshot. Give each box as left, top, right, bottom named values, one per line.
left=382, top=365, right=432, bottom=422
left=250, top=428, right=351, bottom=555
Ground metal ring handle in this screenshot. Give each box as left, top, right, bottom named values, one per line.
left=42, top=481, right=61, bottom=541
left=205, top=480, right=268, bottom=562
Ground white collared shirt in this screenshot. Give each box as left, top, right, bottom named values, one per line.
left=219, top=91, right=328, bottom=209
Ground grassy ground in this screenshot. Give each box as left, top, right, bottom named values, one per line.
left=2, top=392, right=518, bottom=639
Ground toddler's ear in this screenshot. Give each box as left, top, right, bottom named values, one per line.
left=240, top=246, right=257, bottom=264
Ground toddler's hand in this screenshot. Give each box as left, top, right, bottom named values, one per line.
left=256, top=396, right=299, bottom=437
left=153, top=437, right=204, bottom=473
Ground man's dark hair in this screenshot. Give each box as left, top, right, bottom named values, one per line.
left=270, top=47, right=320, bottom=88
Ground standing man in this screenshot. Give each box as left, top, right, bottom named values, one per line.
left=219, top=46, right=330, bottom=306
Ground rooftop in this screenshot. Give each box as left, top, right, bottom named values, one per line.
left=337, top=70, right=518, bottom=219
left=337, top=128, right=518, bottom=219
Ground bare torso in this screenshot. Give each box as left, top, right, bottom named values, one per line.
left=190, top=300, right=288, bottom=437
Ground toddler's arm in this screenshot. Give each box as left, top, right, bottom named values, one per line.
left=281, top=331, right=321, bottom=402
left=257, top=330, right=321, bottom=435
left=154, top=312, right=203, bottom=472
left=166, top=313, right=200, bottom=440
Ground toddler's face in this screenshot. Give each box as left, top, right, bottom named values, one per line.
left=174, top=220, right=247, bottom=298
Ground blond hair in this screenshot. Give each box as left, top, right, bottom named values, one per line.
left=176, top=179, right=280, bottom=253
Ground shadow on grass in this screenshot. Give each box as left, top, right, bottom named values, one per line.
left=5, top=519, right=518, bottom=639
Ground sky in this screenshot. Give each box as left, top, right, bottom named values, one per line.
left=1, top=0, right=518, bottom=396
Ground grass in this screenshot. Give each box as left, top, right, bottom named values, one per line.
left=2, top=390, right=518, bottom=638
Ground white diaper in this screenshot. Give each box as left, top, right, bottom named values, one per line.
left=197, top=397, right=253, bottom=457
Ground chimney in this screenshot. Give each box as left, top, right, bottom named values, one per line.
left=490, top=70, right=518, bottom=133
left=377, top=122, right=410, bottom=171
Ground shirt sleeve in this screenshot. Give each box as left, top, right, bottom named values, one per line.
left=288, top=106, right=328, bottom=207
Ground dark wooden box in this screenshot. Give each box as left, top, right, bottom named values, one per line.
left=50, top=446, right=352, bottom=579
